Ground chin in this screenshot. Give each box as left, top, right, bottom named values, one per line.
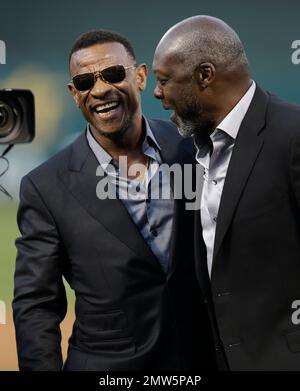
left=176, top=118, right=196, bottom=138
left=95, top=121, right=131, bottom=141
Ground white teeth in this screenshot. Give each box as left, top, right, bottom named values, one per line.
left=95, top=102, right=119, bottom=112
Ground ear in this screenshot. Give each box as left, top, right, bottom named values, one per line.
left=68, top=82, right=80, bottom=107
left=136, top=63, right=148, bottom=92
left=196, top=62, right=215, bottom=89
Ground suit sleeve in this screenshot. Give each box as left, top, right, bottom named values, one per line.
left=13, top=175, right=67, bottom=371
left=290, top=132, right=300, bottom=209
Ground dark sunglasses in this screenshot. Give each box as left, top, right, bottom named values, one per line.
left=71, top=64, right=136, bottom=92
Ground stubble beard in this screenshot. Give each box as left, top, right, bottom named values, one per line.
left=93, top=115, right=132, bottom=142
left=177, top=116, right=198, bottom=138
left=176, top=94, right=215, bottom=139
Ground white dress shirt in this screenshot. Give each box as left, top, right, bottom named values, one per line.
left=195, top=81, right=256, bottom=276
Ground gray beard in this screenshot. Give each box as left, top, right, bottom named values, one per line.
left=176, top=116, right=197, bottom=138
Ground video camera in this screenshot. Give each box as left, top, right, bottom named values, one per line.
left=0, top=89, right=35, bottom=144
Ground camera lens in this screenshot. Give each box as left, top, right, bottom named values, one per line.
left=0, top=100, right=16, bottom=137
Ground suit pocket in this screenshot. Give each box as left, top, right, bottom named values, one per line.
left=284, top=327, right=300, bottom=353
left=75, top=311, right=135, bottom=356
left=81, top=310, right=127, bottom=332
left=78, top=333, right=136, bottom=356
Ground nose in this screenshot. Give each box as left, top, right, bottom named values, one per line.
left=90, top=75, right=114, bottom=97
left=154, top=84, right=163, bottom=99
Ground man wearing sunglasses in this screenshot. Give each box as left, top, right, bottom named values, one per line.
left=13, top=29, right=215, bottom=371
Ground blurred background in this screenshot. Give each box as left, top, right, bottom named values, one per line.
left=0, top=0, right=300, bottom=370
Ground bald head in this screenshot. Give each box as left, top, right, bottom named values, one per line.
left=153, top=16, right=252, bottom=138
left=154, top=15, right=249, bottom=77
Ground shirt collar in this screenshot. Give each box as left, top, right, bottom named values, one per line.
left=143, top=116, right=161, bottom=152
left=86, top=115, right=161, bottom=170
left=194, top=81, right=256, bottom=165
left=215, top=80, right=256, bottom=140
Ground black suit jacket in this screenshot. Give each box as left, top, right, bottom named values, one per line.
left=13, top=119, right=215, bottom=371
left=195, top=85, right=300, bottom=370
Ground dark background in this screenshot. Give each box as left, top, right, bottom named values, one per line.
left=1, top=0, right=300, bottom=161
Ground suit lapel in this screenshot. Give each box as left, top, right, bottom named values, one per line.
left=187, top=140, right=211, bottom=294
left=148, top=119, right=194, bottom=277
left=147, top=119, right=192, bottom=166
left=167, top=194, right=187, bottom=278
left=58, top=132, right=160, bottom=269
left=212, top=86, right=268, bottom=273
left=194, top=168, right=212, bottom=296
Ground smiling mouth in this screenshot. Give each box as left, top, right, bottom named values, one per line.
left=93, top=101, right=121, bottom=115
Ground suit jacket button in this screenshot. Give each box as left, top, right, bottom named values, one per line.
left=151, top=228, right=158, bottom=237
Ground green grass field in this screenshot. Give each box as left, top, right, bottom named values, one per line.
left=0, top=202, right=19, bottom=305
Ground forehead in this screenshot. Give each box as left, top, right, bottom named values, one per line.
left=70, top=42, right=132, bottom=76
left=152, top=49, right=186, bottom=77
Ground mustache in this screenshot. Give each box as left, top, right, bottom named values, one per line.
left=90, top=92, right=122, bottom=106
